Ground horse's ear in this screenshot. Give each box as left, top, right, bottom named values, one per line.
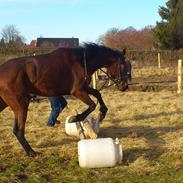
left=122, top=48, right=126, bottom=56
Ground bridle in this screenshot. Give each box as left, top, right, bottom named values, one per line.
left=82, top=49, right=128, bottom=90
left=100, top=62, right=121, bottom=84
left=97, top=57, right=127, bottom=91
left=107, top=57, right=125, bottom=84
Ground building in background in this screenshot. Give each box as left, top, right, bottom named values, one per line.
left=29, top=40, right=37, bottom=48
left=36, top=38, right=79, bottom=48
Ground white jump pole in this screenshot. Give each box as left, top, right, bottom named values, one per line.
left=177, top=59, right=182, bottom=94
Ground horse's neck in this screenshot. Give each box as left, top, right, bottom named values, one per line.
left=85, top=50, right=108, bottom=76
left=87, top=61, right=104, bottom=76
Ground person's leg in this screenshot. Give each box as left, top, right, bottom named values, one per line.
left=58, top=96, right=67, bottom=110
left=47, top=96, right=61, bottom=126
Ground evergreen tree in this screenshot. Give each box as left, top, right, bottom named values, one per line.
left=154, top=0, right=183, bottom=49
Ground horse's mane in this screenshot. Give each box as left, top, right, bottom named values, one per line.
left=83, top=43, right=122, bottom=57
left=52, top=42, right=122, bottom=58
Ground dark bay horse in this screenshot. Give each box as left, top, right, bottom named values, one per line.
left=0, top=43, right=127, bottom=156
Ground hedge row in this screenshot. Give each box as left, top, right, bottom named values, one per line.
left=1, top=48, right=183, bottom=68
left=127, top=50, right=183, bottom=67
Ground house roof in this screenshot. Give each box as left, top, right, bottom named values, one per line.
left=30, top=40, right=37, bottom=47
left=36, top=38, right=79, bottom=48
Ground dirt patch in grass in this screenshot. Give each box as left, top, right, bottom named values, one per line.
left=100, top=66, right=178, bottom=92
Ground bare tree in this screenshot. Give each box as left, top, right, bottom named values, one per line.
left=99, top=26, right=155, bottom=51
left=1, top=24, right=25, bottom=48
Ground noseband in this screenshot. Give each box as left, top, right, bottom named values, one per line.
left=112, top=58, right=131, bottom=83
left=82, top=48, right=129, bottom=90
left=99, top=57, right=123, bottom=86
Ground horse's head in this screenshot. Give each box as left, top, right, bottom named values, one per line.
left=83, top=43, right=131, bottom=91
left=107, top=49, right=132, bottom=91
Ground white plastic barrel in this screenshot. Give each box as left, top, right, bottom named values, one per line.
left=78, top=138, right=123, bottom=168
left=65, top=115, right=100, bottom=139
left=65, top=116, right=81, bottom=137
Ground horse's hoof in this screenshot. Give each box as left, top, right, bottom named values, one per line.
left=27, top=150, right=37, bottom=157
left=68, top=116, right=78, bottom=123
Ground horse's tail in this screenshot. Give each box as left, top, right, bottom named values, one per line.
left=0, top=96, right=8, bottom=112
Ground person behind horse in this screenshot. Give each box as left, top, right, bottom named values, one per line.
left=47, top=96, right=67, bottom=127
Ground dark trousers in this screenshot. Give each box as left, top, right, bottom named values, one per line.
left=47, top=96, right=67, bottom=126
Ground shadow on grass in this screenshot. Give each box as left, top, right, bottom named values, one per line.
left=99, top=124, right=183, bottom=165
left=122, top=147, right=164, bottom=165
left=35, top=138, right=77, bottom=148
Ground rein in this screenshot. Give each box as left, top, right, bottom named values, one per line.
left=83, top=49, right=88, bottom=80
left=99, top=68, right=121, bottom=85
left=101, top=58, right=123, bottom=84
left=97, top=68, right=121, bottom=91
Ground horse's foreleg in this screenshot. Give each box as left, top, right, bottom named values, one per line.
left=87, top=87, right=108, bottom=121
left=69, top=90, right=96, bottom=123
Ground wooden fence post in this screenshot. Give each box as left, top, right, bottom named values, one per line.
left=95, top=70, right=98, bottom=80
left=92, top=72, right=97, bottom=89
left=177, top=59, right=182, bottom=94
left=158, top=52, right=161, bottom=68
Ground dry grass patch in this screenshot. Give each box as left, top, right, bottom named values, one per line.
left=132, top=66, right=176, bottom=78
left=0, top=90, right=183, bottom=182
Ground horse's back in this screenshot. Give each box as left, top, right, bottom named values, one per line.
left=0, top=48, right=84, bottom=96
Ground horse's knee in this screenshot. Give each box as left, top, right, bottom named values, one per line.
left=90, top=103, right=96, bottom=111
left=100, top=105, right=108, bottom=113
left=13, top=128, right=21, bottom=137
left=13, top=125, right=23, bottom=138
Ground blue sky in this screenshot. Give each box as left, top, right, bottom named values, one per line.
left=0, top=0, right=166, bottom=44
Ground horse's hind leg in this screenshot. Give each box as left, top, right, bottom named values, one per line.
left=3, top=94, right=36, bottom=156
left=70, top=90, right=96, bottom=122
left=13, top=106, right=36, bottom=157
left=0, top=97, right=8, bottom=112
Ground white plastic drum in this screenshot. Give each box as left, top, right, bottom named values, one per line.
left=65, top=115, right=100, bottom=139
left=78, top=138, right=123, bottom=168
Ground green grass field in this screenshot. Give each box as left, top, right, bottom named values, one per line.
left=0, top=88, right=183, bottom=183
